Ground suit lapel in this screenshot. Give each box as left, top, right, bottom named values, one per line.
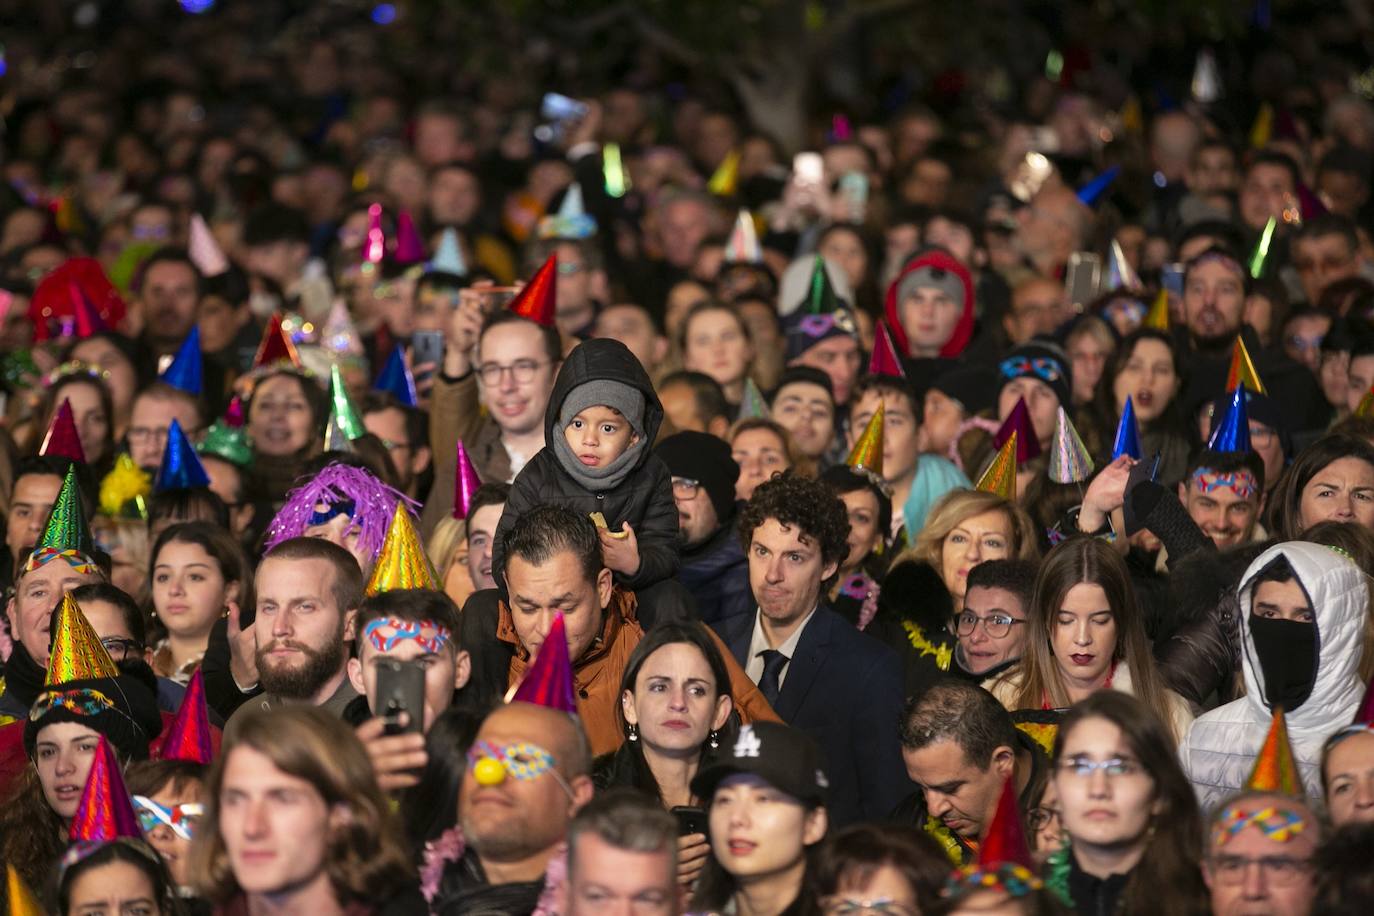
left=775, top=609, right=831, bottom=721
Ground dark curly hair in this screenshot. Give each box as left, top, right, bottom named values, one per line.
left=738, top=471, right=850, bottom=570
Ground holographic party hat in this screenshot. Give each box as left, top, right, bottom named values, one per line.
left=845, top=404, right=884, bottom=479
left=511, top=613, right=579, bottom=714
left=976, top=433, right=1018, bottom=502
left=1048, top=406, right=1094, bottom=484
left=69, top=735, right=142, bottom=842
left=365, top=502, right=439, bottom=595
left=454, top=440, right=483, bottom=518
left=154, top=419, right=211, bottom=492
left=40, top=398, right=87, bottom=465
left=46, top=592, right=120, bottom=686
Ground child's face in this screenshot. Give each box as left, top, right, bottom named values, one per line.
left=564, top=405, right=638, bottom=468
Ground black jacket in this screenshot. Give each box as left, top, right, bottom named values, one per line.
left=679, top=518, right=753, bottom=632
left=492, top=337, right=679, bottom=591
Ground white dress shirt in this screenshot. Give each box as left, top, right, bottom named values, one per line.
left=744, top=606, right=819, bottom=691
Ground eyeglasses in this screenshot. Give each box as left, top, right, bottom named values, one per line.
left=476, top=359, right=551, bottom=385
left=1028, top=806, right=1061, bottom=832
left=956, top=611, right=1025, bottom=639
left=819, top=898, right=918, bottom=916
left=671, top=477, right=700, bottom=498
left=1208, top=854, right=1313, bottom=887
left=100, top=637, right=143, bottom=661
left=1057, top=756, right=1142, bottom=778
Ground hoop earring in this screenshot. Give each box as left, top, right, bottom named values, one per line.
left=627, top=723, right=639, bottom=742
left=708, top=730, right=720, bottom=749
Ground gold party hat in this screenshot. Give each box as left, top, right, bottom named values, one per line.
left=1143, top=289, right=1170, bottom=330
left=365, top=502, right=439, bottom=595
left=975, top=432, right=1018, bottom=502
left=46, top=591, right=120, bottom=685
left=845, top=403, right=884, bottom=479
left=6, top=864, right=44, bottom=916
left=1226, top=336, right=1267, bottom=395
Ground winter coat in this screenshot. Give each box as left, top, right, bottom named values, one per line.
left=883, top=249, right=975, bottom=359
left=420, top=369, right=513, bottom=539
left=1180, top=542, right=1368, bottom=810
left=491, top=338, right=679, bottom=592
left=679, top=519, right=754, bottom=632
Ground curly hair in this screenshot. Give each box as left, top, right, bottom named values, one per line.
left=737, top=471, right=850, bottom=569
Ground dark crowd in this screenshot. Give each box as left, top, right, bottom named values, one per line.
left=4, top=0, right=1374, bottom=914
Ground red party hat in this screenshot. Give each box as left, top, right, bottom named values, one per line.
left=253, top=312, right=302, bottom=369
left=157, top=669, right=213, bottom=765
left=40, top=398, right=87, bottom=465
left=507, top=254, right=558, bottom=327
left=511, top=613, right=578, bottom=714
left=70, top=279, right=108, bottom=338
left=978, top=774, right=1035, bottom=870
left=994, top=398, right=1043, bottom=464
left=868, top=322, right=907, bottom=379
left=69, top=735, right=143, bottom=843
left=29, top=258, right=127, bottom=342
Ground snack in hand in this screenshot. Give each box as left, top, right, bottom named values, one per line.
left=589, top=511, right=629, bottom=538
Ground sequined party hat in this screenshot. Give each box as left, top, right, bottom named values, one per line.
left=1207, top=386, right=1252, bottom=454
left=708, top=150, right=739, bottom=197
left=159, top=326, right=203, bottom=397
left=1111, top=396, right=1142, bottom=461
left=157, top=669, right=213, bottom=765
left=365, top=502, right=439, bottom=595
left=69, top=736, right=142, bottom=843
left=46, top=591, right=120, bottom=686
left=374, top=346, right=418, bottom=408
left=40, top=398, right=87, bottom=465
left=253, top=312, right=302, bottom=369
left=845, top=403, right=884, bottom=479
left=1226, top=336, right=1267, bottom=395
left=454, top=440, right=483, bottom=518
left=976, top=433, right=1018, bottom=502
left=34, top=464, right=96, bottom=560
left=868, top=321, right=906, bottom=379
left=1105, top=238, right=1141, bottom=292
left=507, top=254, right=558, bottom=327
left=155, top=419, right=211, bottom=492
left=198, top=396, right=253, bottom=468
left=188, top=212, right=229, bottom=277
left=738, top=377, right=770, bottom=420
left=1246, top=706, right=1303, bottom=797
left=511, top=612, right=578, bottom=714
left=1048, top=406, right=1095, bottom=484
left=994, top=398, right=1042, bottom=464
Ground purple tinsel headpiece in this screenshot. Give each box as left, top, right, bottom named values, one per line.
left=263, top=463, right=420, bottom=562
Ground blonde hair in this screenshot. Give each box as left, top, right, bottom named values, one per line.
left=898, top=488, right=1039, bottom=574
left=190, top=706, right=414, bottom=905
left=426, top=515, right=467, bottom=584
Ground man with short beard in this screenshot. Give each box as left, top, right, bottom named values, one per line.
left=226, top=537, right=362, bottom=727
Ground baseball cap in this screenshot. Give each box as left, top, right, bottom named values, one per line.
left=690, top=722, right=829, bottom=807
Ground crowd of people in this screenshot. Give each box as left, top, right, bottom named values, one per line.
left=5, top=1, right=1374, bottom=914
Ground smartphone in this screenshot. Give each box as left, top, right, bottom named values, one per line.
left=670, top=805, right=708, bottom=837
left=374, top=657, right=425, bottom=735
left=792, top=152, right=824, bottom=190
left=541, top=92, right=589, bottom=123
left=476, top=286, right=521, bottom=315
left=837, top=171, right=869, bottom=223
left=1066, top=252, right=1102, bottom=308
left=411, top=330, right=445, bottom=383
left=1161, top=262, right=1185, bottom=297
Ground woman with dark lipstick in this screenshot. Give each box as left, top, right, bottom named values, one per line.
left=1084, top=329, right=1192, bottom=487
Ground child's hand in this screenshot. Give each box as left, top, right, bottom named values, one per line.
left=599, top=522, right=641, bottom=576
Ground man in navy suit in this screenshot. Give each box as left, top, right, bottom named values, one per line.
left=717, top=472, right=911, bottom=825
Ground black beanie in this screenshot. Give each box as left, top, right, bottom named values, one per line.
left=655, top=431, right=740, bottom=521
left=25, top=674, right=163, bottom=762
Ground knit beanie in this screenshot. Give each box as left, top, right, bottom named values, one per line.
left=25, top=673, right=163, bottom=762
left=997, top=341, right=1073, bottom=409
left=559, top=380, right=648, bottom=439
left=655, top=431, right=740, bottom=521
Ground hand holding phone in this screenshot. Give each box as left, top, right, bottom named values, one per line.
left=374, top=657, right=426, bottom=735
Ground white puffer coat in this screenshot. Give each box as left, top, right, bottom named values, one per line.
left=1179, top=542, right=1369, bottom=811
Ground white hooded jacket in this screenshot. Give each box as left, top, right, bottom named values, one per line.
left=1179, top=542, right=1368, bottom=811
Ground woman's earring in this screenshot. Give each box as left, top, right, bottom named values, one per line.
left=628, top=723, right=639, bottom=742
left=708, top=730, right=720, bottom=749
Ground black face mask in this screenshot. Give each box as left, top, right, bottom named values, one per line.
left=1249, top=615, right=1318, bottom=712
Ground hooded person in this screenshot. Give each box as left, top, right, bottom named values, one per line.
left=884, top=248, right=976, bottom=362
left=1180, top=542, right=1369, bottom=809
left=491, top=337, right=679, bottom=595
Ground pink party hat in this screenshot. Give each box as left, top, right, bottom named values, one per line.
left=993, top=398, right=1043, bottom=464
left=188, top=213, right=229, bottom=277
left=512, top=613, right=578, bottom=714
left=156, top=669, right=214, bottom=765
left=454, top=440, right=483, bottom=518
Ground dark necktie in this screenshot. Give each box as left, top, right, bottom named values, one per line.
left=758, top=649, right=788, bottom=706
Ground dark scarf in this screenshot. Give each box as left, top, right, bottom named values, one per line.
left=2, top=641, right=46, bottom=712
left=1249, top=615, right=1318, bottom=711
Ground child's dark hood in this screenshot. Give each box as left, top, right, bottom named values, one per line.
left=545, top=337, right=664, bottom=470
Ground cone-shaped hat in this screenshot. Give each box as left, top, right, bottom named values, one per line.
left=708, top=150, right=739, bottom=197
left=868, top=322, right=906, bottom=379
left=845, top=404, right=884, bottom=479
left=1112, top=396, right=1142, bottom=461
left=33, top=465, right=97, bottom=562
left=978, top=775, right=1035, bottom=870
left=1355, top=383, right=1374, bottom=418
left=159, top=326, right=204, bottom=396
left=1246, top=706, right=1303, bottom=797
left=188, top=212, right=229, bottom=277
left=329, top=364, right=367, bottom=441
left=738, top=378, right=770, bottom=420
left=393, top=211, right=427, bottom=265
left=802, top=256, right=843, bottom=315
left=1226, top=337, right=1267, bottom=395
left=158, top=669, right=213, bottom=765
left=976, top=434, right=1018, bottom=502
left=70, top=279, right=108, bottom=339
left=374, top=346, right=418, bottom=408
left=198, top=398, right=253, bottom=468
left=431, top=227, right=467, bottom=275
left=253, top=313, right=301, bottom=369
left=1105, top=239, right=1141, bottom=291
left=6, top=864, right=44, bottom=916
left=1207, top=386, right=1252, bottom=454
left=511, top=613, right=579, bottom=713
left=724, top=210, right=763, bottom=264
left=69, top=736, right=142, bottom=843
left=1076, top=165, right=1120, bottom=207
left=454, top=440, right=483, bottom=518
left=507, top=255, right=558, bottom=327
left=365, top=502, right=439, bottom=595
left=40, top=399, right=87, bottom=465
left=994, top=398, right=1043, bottom=464
left=155, top=419, right=211, bottom=492
left=46, top=591, right=121, bottom=686
left=1048, top=406, right=1095, bottom=484
left=1143, top=289, right=1170, bottom=331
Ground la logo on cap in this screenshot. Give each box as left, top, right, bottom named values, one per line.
left=734, top=725, right=762, bottom=758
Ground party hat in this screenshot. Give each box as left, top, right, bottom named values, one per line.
left=1352, top=674, right=1374, bottom=728
left=6, top=864, right=43, bottom=916
left=99, top=452, right=152, bottom=518
left=1226, top=337, right=1267, bottom=395
left=155, top=419, right=211, bottom=492
left=1249, top=217, right=1277, bottom=279
left=738, top=378, right=770, bottom=420
left=318, top=297, right=364, bottom=359
left=188, top=212, right=229, bottom=277
left=724, top=210, right=763, bottom=264
left=393, top=211, right=427, bottom=265
left=602, top=142, right=629, bottom=198
left=978, top=775, right=1035, bottom=870
left=454, top=440, right=483, bottom=518
left=1355, top=383, right=1374, bottom=419
left=323, top=413, right=356, bottom=454
left=1143, top=289, right=1170, bottom=330
left=511, top=612, right=578, bottom=713
left=329, top=364, right=367, bottom=441
left=1048, top=407, right=1095, bottom=484
left=70, top=279, right=108, bottom=339
left=994, top=398, right=1043, bottom=465
left=707, top=150, right=739, bottom=197
left=868, top=322, right=906, bottom=378
left=30, top=258, right=127, bottom=342
left=1250, top=102, right=1274, bottom=148
left=365, top=502, right=439, bottom=595
left=1191, top=48, right=1222, bottom=103
left=1245, top=706, right=1303, bottom=797
left=1111, top=396, right=1142, bottom=461
left=253, top=312, right=302, bottom=369
left=158, top=669, right=213, bottom=765
left=845, top=404, right=884, bottom=479
left=159, top=326, right=204, bottom=396
left=1076, top=165, right=1120, bottom=207
left=507, top=254, right=558, bottom=328
left=46, top=592, right=120, bottom=686
left=34, top=465, right=97, bottom=561
left=975, top=433, right=1018, bottom=502
left=1105, top=239, right=1141, bottom=291
left=1207, top=386, right=1251, bottom=453
left=802, top=255, right=843, bottom=314
left=364, top=202, right=386, bottom=264
left=69, top=736, right=142, bottom=843
left=540, top=183, right=597, bottom=239
left=39, top=398, right=87, bottom=465
left=430, top=227, right=467, bottom=275
left=198, top=397, right=253, bottom=468
left=374, top=346, right=418, bottom=408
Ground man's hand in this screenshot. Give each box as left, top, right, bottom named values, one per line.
left=1079, top=456, right=1136, bottom=534
left=355, top=715, right=429, bottom=791
left=599, top=522, right=641, bottom=576
left=677, top=833, right=710, bottom=887
left=443, top=286, right=487, bottom=378
left=226, top=601, right=258, bottom=692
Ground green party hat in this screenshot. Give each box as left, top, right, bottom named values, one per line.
left=329, top=364, right=366, bottom=441
left=803, top=256, right=843, bottom=314
left=34, top=464, right=96, bottom=560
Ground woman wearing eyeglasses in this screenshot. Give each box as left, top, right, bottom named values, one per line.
left=1046, top=691, right=1208, bottom=916
left=812, top=822, right=949, bottom=916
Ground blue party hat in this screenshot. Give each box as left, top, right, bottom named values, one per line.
left=1077, top=165, right=1120, bottom=207
left=374, top=346, right=418, bottom=408
left=1111, top=396, right=1142, bottom=460
left=159, top=327, right=203, bottom=396
left=430, top=227, right=467, bottom=276
left=155, top=419, right=211, bottom=491
left=1207, top=386, right=1251, bottom=453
